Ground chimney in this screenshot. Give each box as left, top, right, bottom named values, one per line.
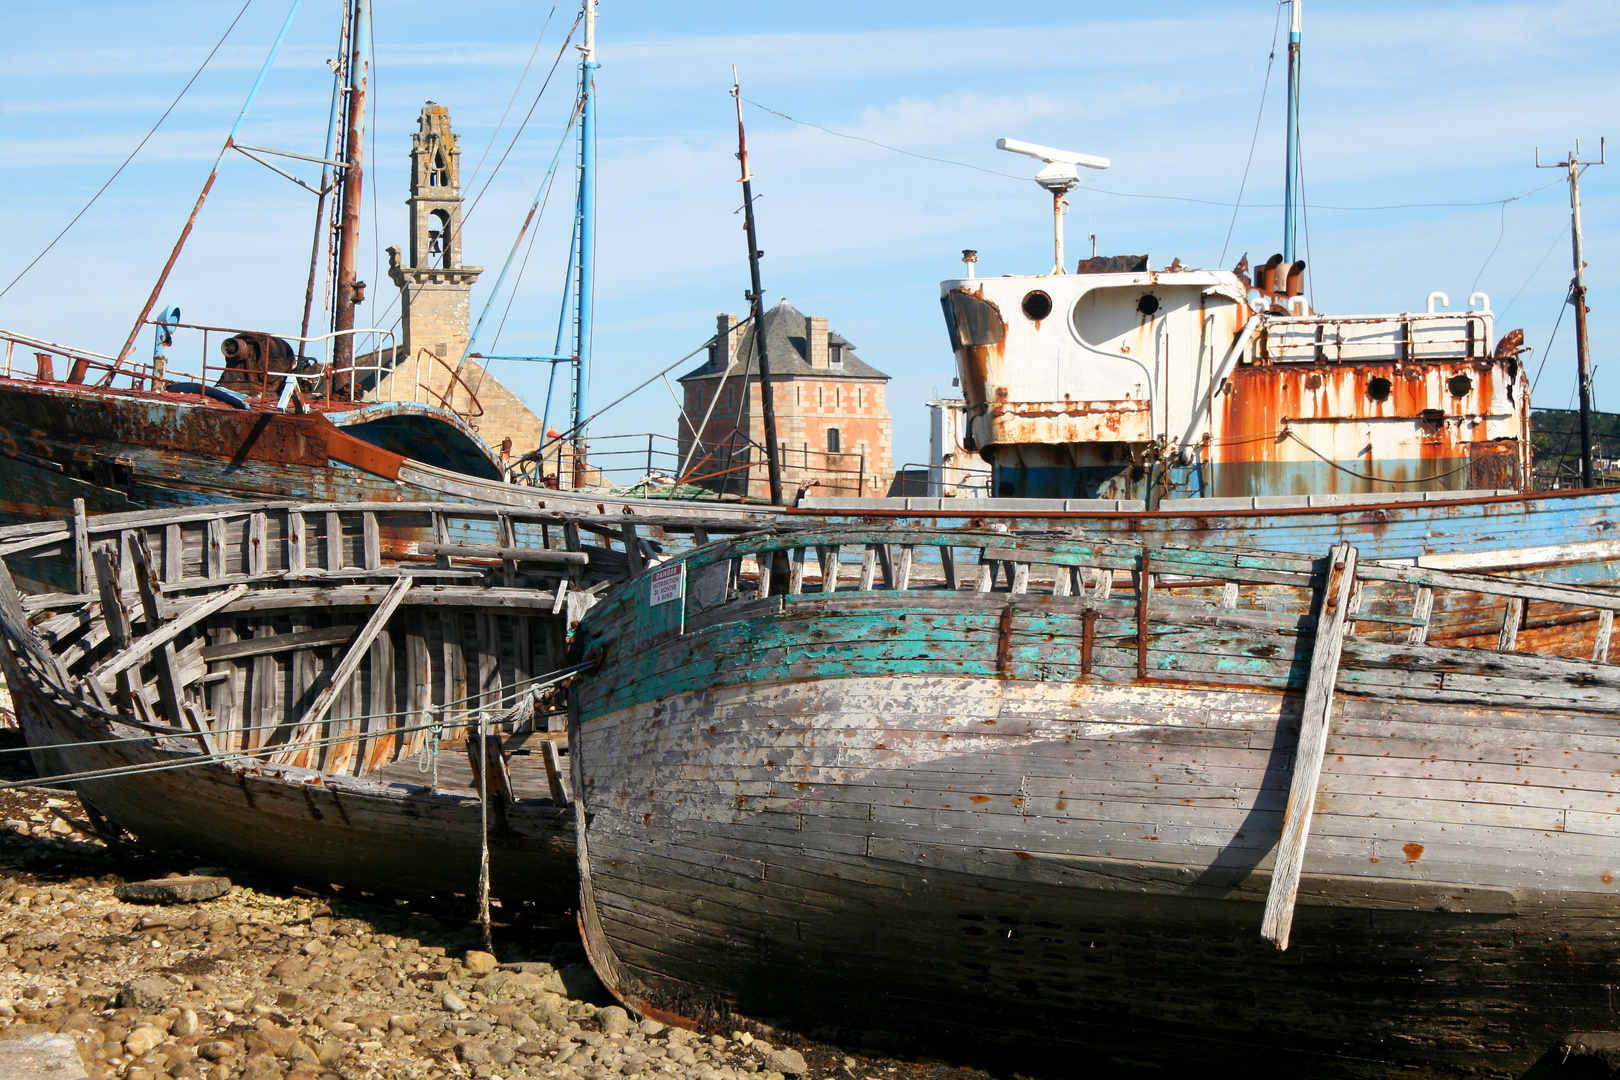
left=716, top=314, right=738, bottom=366
left=807, top=315, right=829, bottom=369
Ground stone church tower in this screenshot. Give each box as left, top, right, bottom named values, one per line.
left=385, top=104, right=548, bottom=462
left=387, top=104, right=482, bottom=379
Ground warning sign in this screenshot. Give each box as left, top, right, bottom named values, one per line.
left=649, top=563, right=686, bottom=607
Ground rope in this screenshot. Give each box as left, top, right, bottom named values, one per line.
left=1281, top=428, right=1472, bottom=485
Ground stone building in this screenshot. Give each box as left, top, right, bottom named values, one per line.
left=381, top=104, right=546, bottom=465
left=677, top=300, right=892, bottom=500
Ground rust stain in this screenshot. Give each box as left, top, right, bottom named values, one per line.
left=969, top=795, right=992, bottom=803
left=1402, top=842, right=1425, bottom=864
left=1602, top=872, right=1614, bottom=885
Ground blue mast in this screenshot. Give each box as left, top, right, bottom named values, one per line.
left=569, top=0, right=598, bottom=487
left=1283, top=0, right=1301, bottom=264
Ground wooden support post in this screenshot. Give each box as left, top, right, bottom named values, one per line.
left=1011, top=561, right=1030, bottom=595
left=466, top=733, right=514, bottom=804
left=940, top=546, right=956, bottom=590
left=620, top=523, right=646, bottom=576
left=1136, top=551, right=1152, bottom=679
left=818, top=545, right=839, bottom=594
left=72, top=498, right=90, bottom=595
left=539, top=738, right=571, bottom=803
left=755, top=550, right=774, bottom=600
left=130, top=536, right=186, bottom=728
left=249, top=512, right=268, bottom=576
left=1406, top=586, right=1434, bottom=646
left=1052, top=565, right=1072, bottom=597
left=91, top=584, right=252, bottom=688
left=789, top=548, right=805, bottom=595
left=896, top=545, right=914, bottom=591
left=1597, top=609, right=1615, bottom=663
left=1220, top=580, right=1240, bottom=610
left=362, top=512, right=381, bottom=570
left=876, top=543, right=895, bottom=589
left=1261, top=542, right=1359, bottom=951
left=205, top=517, right=226, bottom=579
left=163, top=523, right=183, bottom=583
left=91, top=545, right=143, bottom=716
left=326, top=512, right=343, bottom=571
left=858, top=546, right=877, bottom=591
left=1498, top=597, right=1524, bottom=652
left=287, top=512, right=306, bottom=573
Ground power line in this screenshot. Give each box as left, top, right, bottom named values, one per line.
left=0, top=0, right=257, bottom=302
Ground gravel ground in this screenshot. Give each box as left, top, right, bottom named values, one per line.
left=0, top=723, right=995, bottom=1080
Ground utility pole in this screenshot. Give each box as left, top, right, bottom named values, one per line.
left=331, top=0, right=371, bottom=391
left=731, top=70, right=784, bottom=506
left=1539, top=138, right=1606, bottom=487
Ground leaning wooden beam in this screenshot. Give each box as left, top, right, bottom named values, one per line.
left=129, top=536, right=187, bottom=730
left=270, top=576, right=414, bottom=765
left=1261, top=541, right=1359, bottom=951
left=91, top=584, right=251, bottom=685
left=416, top=543, right=589, bottom=566
left=91, top=546, right=144, bottom=719
left=200, top=625, right=357, bottom=663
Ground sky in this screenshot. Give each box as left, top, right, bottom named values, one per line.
left=2, top=1, right=1616, bottom=478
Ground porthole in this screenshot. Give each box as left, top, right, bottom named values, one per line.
left=1021, top=290, right=1053, bottom=321
left=1448, top=374, right=1473, bottom=398
left=1367, top=377, right=1392, bottom=402
left=1137, top=294, right=1160, bottom=317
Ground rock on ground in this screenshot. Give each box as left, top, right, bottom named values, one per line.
left=0, top=761, right=994, bottom=1080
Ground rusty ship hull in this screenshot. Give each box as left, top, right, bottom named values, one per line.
left=571, top=526, right=1620, bottom=1073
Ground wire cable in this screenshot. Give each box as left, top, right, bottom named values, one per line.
left=1219, top=2, right=1284, bottom=267
left=464, top=3, right=560, bottom=192
left=0, top=0, right=257, bottom=302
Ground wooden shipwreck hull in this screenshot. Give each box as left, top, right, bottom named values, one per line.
left=572, top=527, right=1620, bottom=1072
left=0, top=500, right=687, bottom=902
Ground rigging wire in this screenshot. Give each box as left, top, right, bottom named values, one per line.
left=0, top=0, right=258, bottom=302
left=368, top=4, right=381, bottom=340
left=1500, top=223, right=1570, bottom=318
left=1471, top=200, right=1509, bottom=299
left=1219, top=2, right=1285, bottom=267
left=743, top=97, right=1567, bottom=214
left=464, top=13, right=583, bottom=225
left=1530, top=286, right=1571, bottom=395
left=464, top=2, right=560, bottom=192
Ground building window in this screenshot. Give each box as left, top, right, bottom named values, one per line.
left=830, top=344, right=843, bottom=365
left=835, top=386, right=842, bottom=408
left=827, top=428, right=841, bottom=454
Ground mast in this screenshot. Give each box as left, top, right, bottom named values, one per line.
left=300, top=0, right=349, bottom=351
left=331, top=0, right=370, bottom=389
left=1539, top=138, right=1607, bottom=487
left=570, top=0, right=598, bottom=488
left=1283, top=0, right=1302, bottom=264
left=732, top=70, right=784, bottom=506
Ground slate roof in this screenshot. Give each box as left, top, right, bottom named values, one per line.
left=678, top=299, right=889, bottom=382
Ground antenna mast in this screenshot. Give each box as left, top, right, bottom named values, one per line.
left=569, top=0, right=598, bottom=489
left=732, top=69, right=784, bottom=506
left=1538, top=137, right=1607, bottom=487
left=1283, top=0, right=1302, bottom=264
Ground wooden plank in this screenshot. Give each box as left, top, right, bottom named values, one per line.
left=540, top=738, right=570, bottom=803
left=789, top=548, right=805, bottom=595
left=201, top=624, right=357, bottom=663
left=466, top=733, right=514, bottom=804
left=1261, top=542, right=1358, bottom=951
left=1011, top=561, right=1030, bottom=595
left=1497, top=597, right=1524, bottom=652
left=91, top=584, right=251, bottom=684
left=72, top=498, right=90, bottom=594
left=249, top=512, right=268, bottom=576
left=206, top=517, right=225, bottom=579
left=896, top=545, right=913, bottom=591
left=417, top=543, right=589, bottom=565
left=858, top=546, right=877, bottom=592
left=130, top=535, right=187, bottom=729
left=91, top=544, right=144, bottom=716
left=819, top=546, right=839, bottom=595
left=326, top=512, right=342, bottom=571
left=286, top=511, right=306, bottom=574
left=621, top=522, right=646, bottom=575
left=270, top=576, right=414, bottom=764
left=363, top=511, right=381, bottom=570
left=1595, top=610, right=1614, bottom=663
left=163, top=523, right=183, bottom=584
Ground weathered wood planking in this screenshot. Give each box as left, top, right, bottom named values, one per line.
left=0, top=501, right=592, bottom=905
left=572, top=526, right=1620, bottom=1075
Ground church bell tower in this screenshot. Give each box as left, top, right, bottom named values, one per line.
left=387, top=104, right=482, bottom=379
